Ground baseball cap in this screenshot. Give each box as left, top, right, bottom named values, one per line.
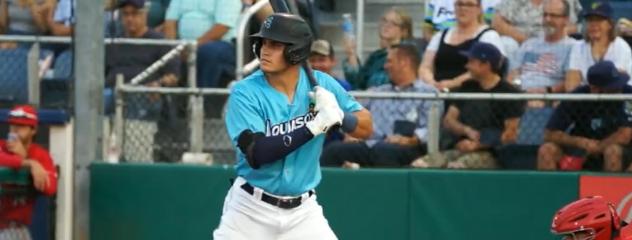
left=117, top=0, right=146, bottom=9
left=459, top=42, right=503, bottom=69
left=582, top=0, right=613, bottom=19
left=310, top=39, right=333, bottom=56
left=587, top=61, right=630, bottom=89
left=7, top=105, right=38, bottom=127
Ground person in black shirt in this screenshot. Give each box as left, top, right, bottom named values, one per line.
left=107, top=0, right=184, bottom=162
left=538, top=61, right=632, bottom=172
left=105, top=0, right=180, bottom=88
left=412, top=42, right=525, bottom=169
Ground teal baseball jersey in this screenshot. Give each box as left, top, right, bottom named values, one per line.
left=225, top=69, right=363, bottom=196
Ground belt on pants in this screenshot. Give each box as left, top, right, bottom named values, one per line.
left=240, top=182, right=314, bottom=209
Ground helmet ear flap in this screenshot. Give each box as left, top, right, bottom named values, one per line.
left=253, top=39, right=262, bottom=59
left=608, top=203, right=622, bottom=230
left=284, top=41, right=311, bottom=65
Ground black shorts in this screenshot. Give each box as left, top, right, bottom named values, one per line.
left=562, top=145, right=632, bottom=171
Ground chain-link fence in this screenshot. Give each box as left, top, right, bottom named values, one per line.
left=114, top=87, right=632, bottom=171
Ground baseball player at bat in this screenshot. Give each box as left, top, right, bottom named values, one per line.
left=213, top=13, right=372, bottom=239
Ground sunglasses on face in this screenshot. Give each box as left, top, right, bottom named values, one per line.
left=543, top=12, right=567, bottom=18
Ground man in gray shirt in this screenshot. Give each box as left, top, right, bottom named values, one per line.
left=321, top=44, right=440, bottom=168
left=508, top=0, right=576, bottom=94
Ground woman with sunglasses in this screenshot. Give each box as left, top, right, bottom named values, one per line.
left=418, top=0, right=504, bottom=92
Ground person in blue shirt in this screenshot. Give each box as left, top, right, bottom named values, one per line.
left=321, top=44, right=440, bottom=168
left=214, top=13, right=372, bottom=240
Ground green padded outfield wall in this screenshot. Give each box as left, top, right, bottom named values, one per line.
left=90, top=163, right=579, bottom=240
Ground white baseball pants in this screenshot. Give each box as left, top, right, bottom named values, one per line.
left=213, top=177, right=337, bottom=240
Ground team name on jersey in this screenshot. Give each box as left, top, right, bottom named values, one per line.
left=265, top=112, right=317, bottom=137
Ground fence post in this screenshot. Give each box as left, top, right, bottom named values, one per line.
left=188, top=42, right=204, bottom=153
left=427, top=100, right=441, bottom=154
left=113, top=74, right=125, bottom=160
left=27, top=42, right=40, bottom=105
left=356, top=0, right=365, bottom=61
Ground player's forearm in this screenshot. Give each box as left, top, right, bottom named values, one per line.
left=238, top=126, right=315, bottom=169
left=600, top=128, right=632, bottom=147
left=565, top=70, right=582, bottom=92
left=0, top=151, right=23, bottom=168
left=345, top=109, right=372, bottom=139
left=164, top=20, right=177, bottom=39
left=443, top=117, right=469, bottom=137
left=544, top=130, right=583, bottom=148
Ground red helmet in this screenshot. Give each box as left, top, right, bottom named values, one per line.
left=552, top=196, right=622, bottom=240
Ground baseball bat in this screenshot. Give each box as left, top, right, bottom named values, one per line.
left=270, top=0, right=319, bottom=89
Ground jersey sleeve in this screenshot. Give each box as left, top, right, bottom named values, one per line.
left=316, top=71, right=363, bottom=113
left=214, top=0, right=240, bottom=28
left=165, top=0, right=182, bottom=20
left=225, top=85, right=267, bottom=146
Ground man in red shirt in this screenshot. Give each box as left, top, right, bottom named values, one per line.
left=0, top=105, right=58, bottom=240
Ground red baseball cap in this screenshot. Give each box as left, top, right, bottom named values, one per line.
left=7, top=105, right=38, bottom=127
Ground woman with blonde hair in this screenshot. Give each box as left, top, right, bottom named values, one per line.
left=418, top=0, right=504, bottom=91
left=343, top=7, right=413, bottom=90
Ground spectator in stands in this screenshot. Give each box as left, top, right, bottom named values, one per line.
left=508, top=0, right=576, bottom=95
left=418, top=0, right=504, bottom=92
left=45, top=0, right=125, bottom=38
left=425, top=0, right=501, bottom=31
left=164, top=0, right=240, bottom=88
left=538, top=61, right=632, bottom=172
left=0, top=0, right=53, bottom=35
left=565, top=0, right=632, bottom=92
left=44, top=0, right=71, bottom=37
left=343, top=7, right=413, bottom=90
left=492, top=0, right=581, bottom=57
left=105, top=0, right=179, bottom=88
left=0, top=105, right=58, bottom=239
left=108, top=0, right=183, bottom=162
left=309, top=39, right=351, bottom=90
left=321, top=44, right=438, bottom=168
left=412, top=42, right=524, bottom=169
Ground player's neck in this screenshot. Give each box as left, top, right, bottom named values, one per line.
left=266, top=65, right=301, bottom=100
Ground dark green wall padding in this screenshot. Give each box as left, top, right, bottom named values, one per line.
left=90, top=163, right=579, bottom=240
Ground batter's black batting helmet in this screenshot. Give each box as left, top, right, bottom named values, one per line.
left=251, top=13, right=313, bottom=65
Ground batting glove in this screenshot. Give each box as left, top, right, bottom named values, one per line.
left=308, top=86, right=340, bottom=111
left=306, top=105, right=344, bottom=136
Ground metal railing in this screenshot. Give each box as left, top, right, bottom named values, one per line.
left=236, top=0, right=270, bottom=80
